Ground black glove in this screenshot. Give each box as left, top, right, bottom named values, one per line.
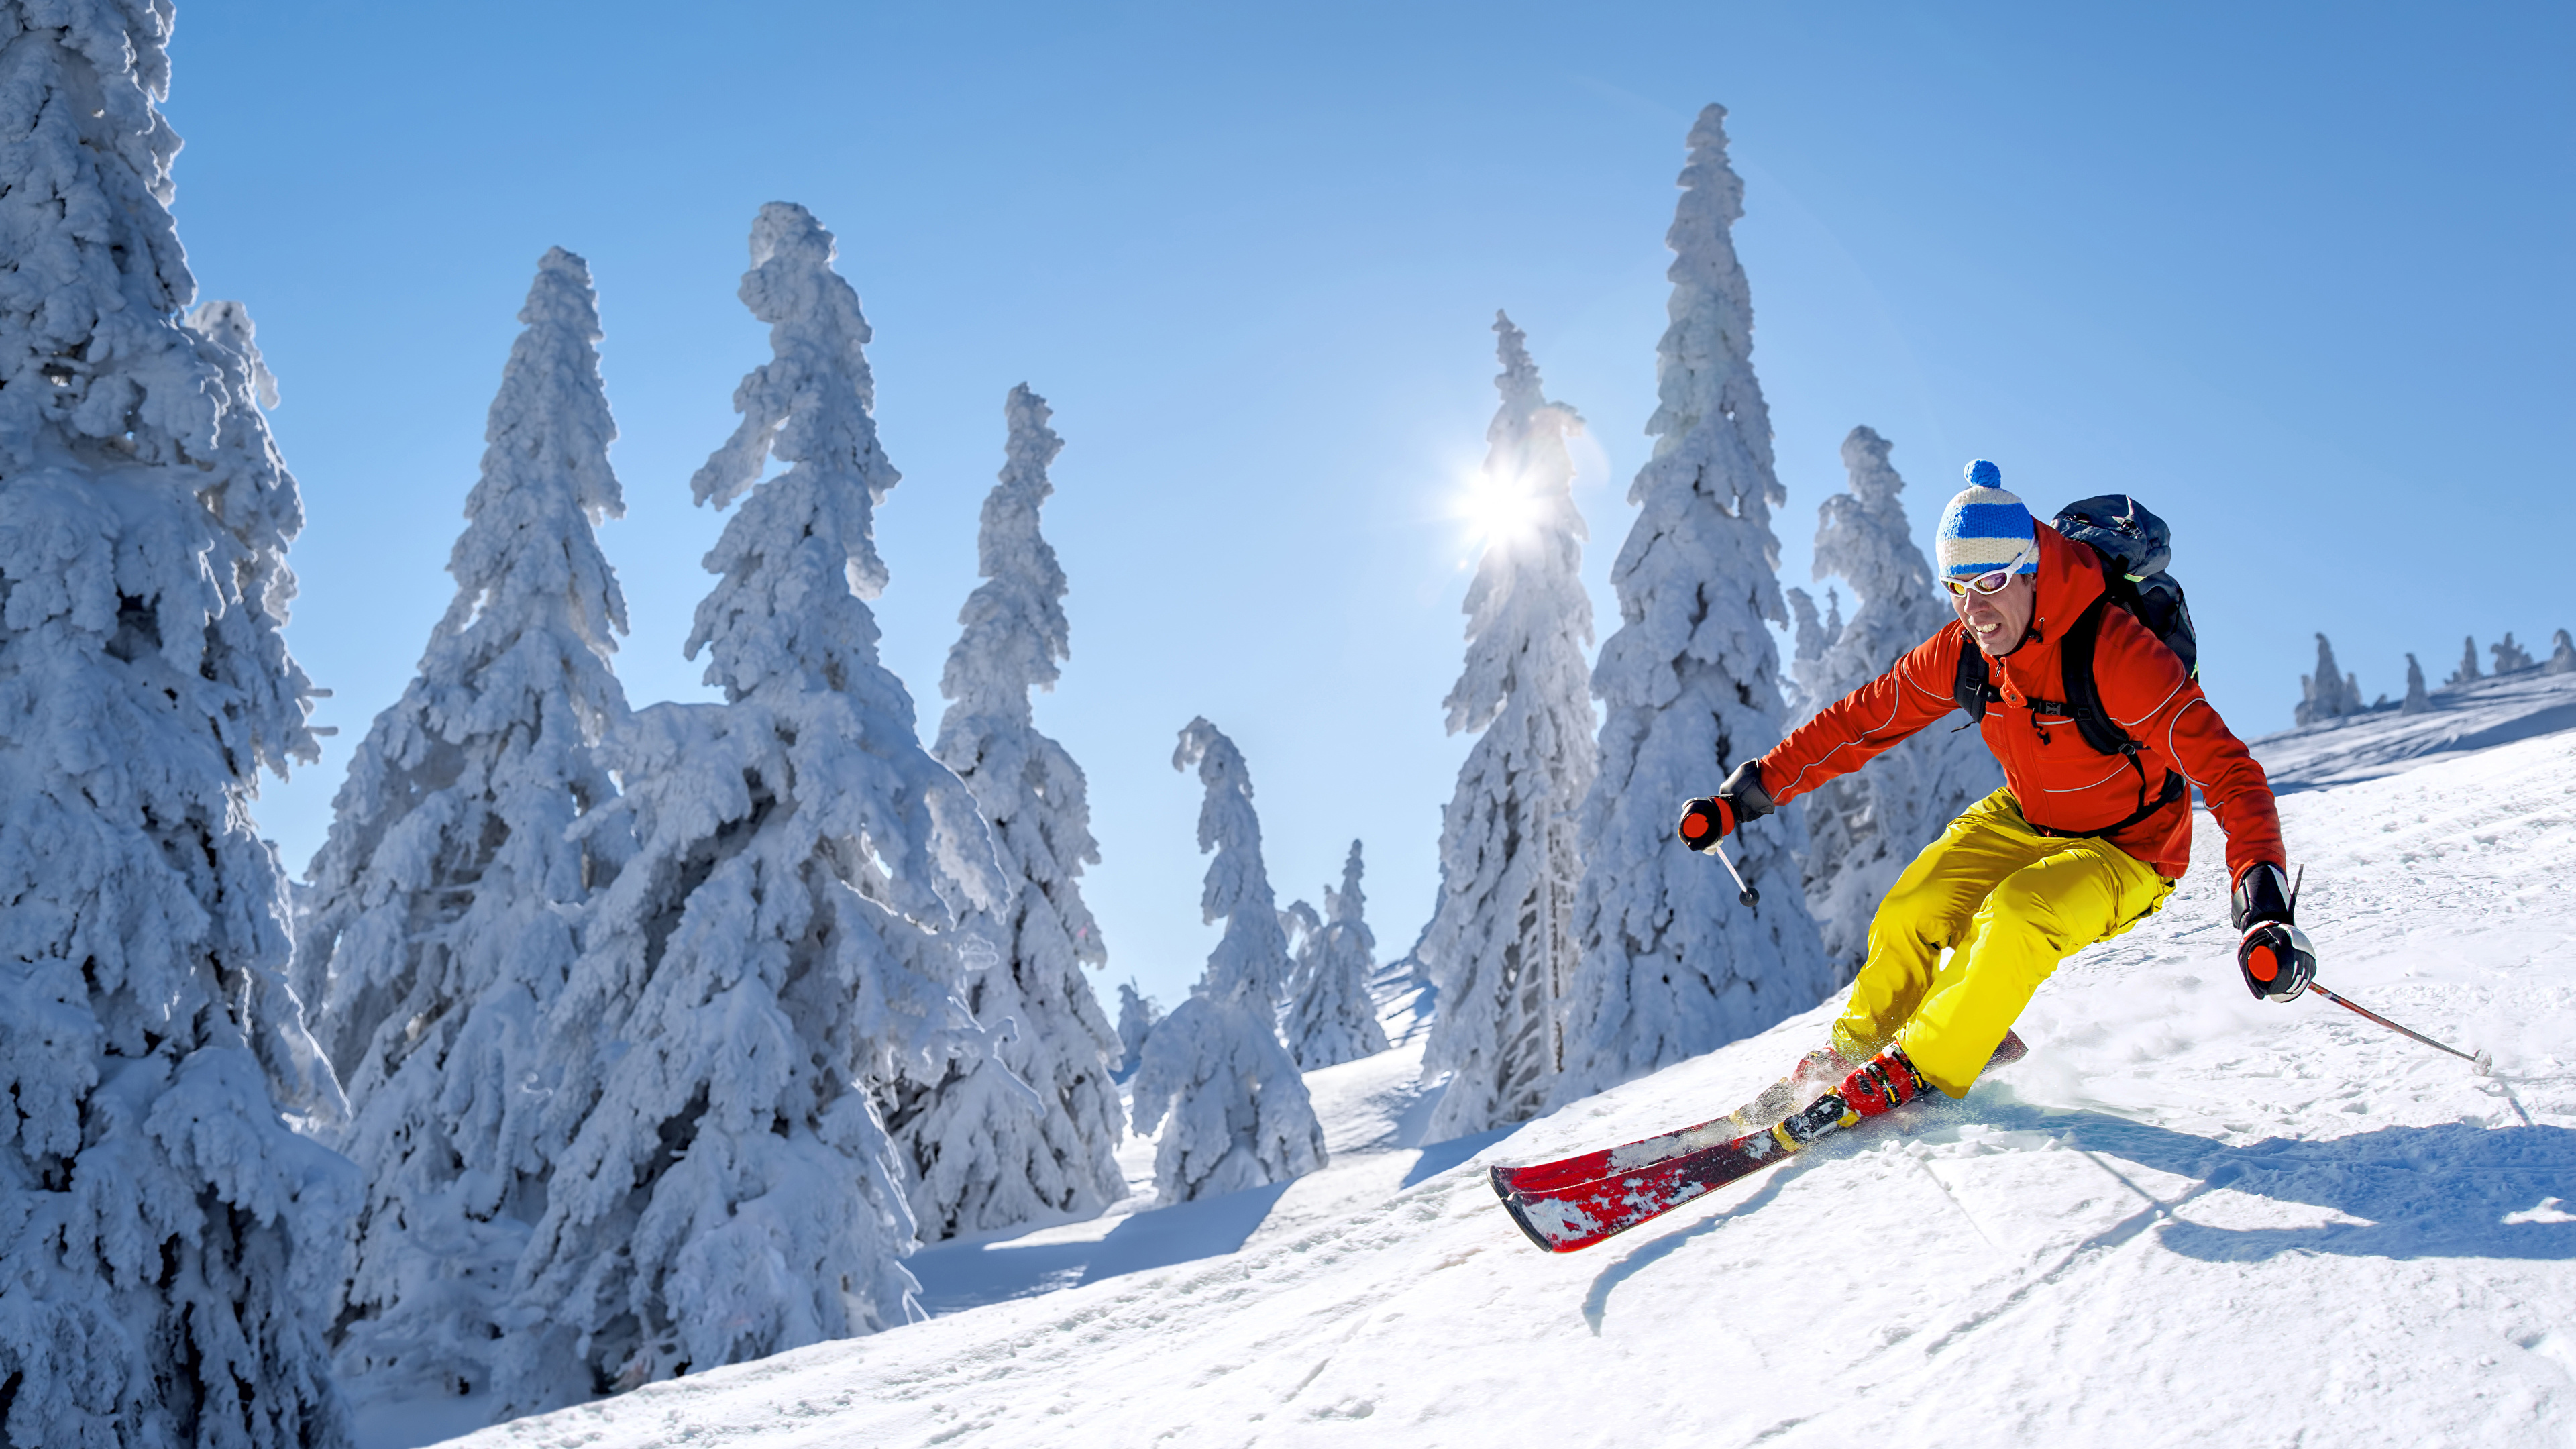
left=2231, top=863, right=2314, bottom=1002
left=1675, top=797, right=1730, bottom=851
left=1676, top=761, right=1775, bottom=853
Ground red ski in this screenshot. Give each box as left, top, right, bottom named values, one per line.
left=1495, top=1031, right=2025, bottom=1197
left=1489, top=1031, right=2025, bottom=1253
left=1490, top=1064, right=1823, bottom=1198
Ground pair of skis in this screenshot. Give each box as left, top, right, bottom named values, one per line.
left=1487, top=1032, right=2028, bottom=1253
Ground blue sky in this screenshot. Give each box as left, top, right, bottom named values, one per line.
left=164, top=2, right=2573, bottom=1012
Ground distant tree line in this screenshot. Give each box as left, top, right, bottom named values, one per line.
left=2297, top=629, right=2576, bottom=727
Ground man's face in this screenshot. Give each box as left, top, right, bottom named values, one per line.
left=1952, top=571, right=2037, bottom=657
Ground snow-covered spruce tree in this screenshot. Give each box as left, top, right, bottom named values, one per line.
left=1417, top=312, right=1598, bottom=1134
left=2448, top=635, right=2481, bottom=687
left=888, top=383, right=1124, bottom=1240
left=2402, top=653, right=2432, bottom=714
left=0, top=8, right=356, bottom=1443
left=2294, top=633, right=2363, bottom=724
left=2548, top=630, right=2576, bottom=676
left=1286, top=841, right=1390, bottom=1070
left=1792, top=427, right=2003, bottom=981
left=2491, top=633, right=2536, bottom=674
left=292, top=249, right=631, bottom=1403
left=1130, top=720, right=1325, bottom=1203
left=1279, top=898, right=1323, bottom=1008
left=1551, top=105, right=1833, bottom=1109
left=498, top=203, right=1001, bottom=1411
left=1782, top=584, right=1839, bottom=717
left=1114, top=981, right=1161, bottom=1080
left=184, top=299, right=279, bottom=411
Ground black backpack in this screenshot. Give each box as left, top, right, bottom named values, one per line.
left=1950, top=494, right=2199, bottom=836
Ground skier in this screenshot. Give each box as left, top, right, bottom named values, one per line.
left=1679, top=460, right=2314, bottom=1129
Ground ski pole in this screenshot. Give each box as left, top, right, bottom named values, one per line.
left=1678, top=798, right=1760, bottom=908
left=2307, top=980, right=2491, bottom=1075
left=1710, top=841, right=1759, bottom=909
left=2282, top=865, right=2491, bottom=1074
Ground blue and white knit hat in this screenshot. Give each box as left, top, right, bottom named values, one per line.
left=1935, top=460, right=2038, bottom=580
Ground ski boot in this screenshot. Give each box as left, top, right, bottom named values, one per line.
left=1735, top=1045, right=1857, bottom=1132
left=1770, top=1046, right=1931, bottom=1150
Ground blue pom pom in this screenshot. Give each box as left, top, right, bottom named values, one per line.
left=1965, top=459, right=2002, bottom=488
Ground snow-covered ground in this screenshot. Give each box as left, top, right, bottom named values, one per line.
left=425, top=722, right=2576, bottom=1448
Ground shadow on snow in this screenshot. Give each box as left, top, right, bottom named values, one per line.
left=1574, top=1096, right=2572, bottom=1334
left=1403, top=1125, right=1515, bottom=1189
left=910, top=1077, right=1515, bottom=1319
left=1580, top=1095, right=2573, bottom=1316
left=1983, top=1106, right=2576, bottom=1264
left=910, top=1181, right=1297, bottom=1316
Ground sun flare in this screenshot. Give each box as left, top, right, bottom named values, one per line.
left=1454, top=468, right=1543, bottom=552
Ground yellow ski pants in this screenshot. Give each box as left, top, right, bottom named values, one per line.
left=1829, top=789, right=2175, bottom=1098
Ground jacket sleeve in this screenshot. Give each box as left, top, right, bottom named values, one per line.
left=1758, top=625, right=1972, bottom=808
left=2093, top=612, right=2286, bottom=883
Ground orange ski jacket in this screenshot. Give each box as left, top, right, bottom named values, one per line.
left=1758, top=525, right=2284, bottom=883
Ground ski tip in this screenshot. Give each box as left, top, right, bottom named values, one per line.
left=1493, top=1191, right=1579, bottom=1254
left=1487, top=1163, right=1516, bottom=1201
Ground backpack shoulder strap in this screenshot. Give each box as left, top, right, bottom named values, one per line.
left=2057, top=594, right=2128, bottom=757
left=2053, top=592, right=2190, bottom=831
left=1953, top=631, right=1996, bottom=722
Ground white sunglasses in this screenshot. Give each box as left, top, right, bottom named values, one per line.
left=1941, top=544, right=2035, bottom=598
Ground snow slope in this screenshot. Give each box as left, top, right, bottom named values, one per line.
left=437, top=727, right=2576, bottom=1448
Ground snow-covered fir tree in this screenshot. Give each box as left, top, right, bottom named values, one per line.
left=2295, top=632, right=2364, bottom=724
left=184, top=299, right=280, bottom=411
left=2491, top=633, right=2536, bottom=674
left=498, top=203, right=1001, bottom=1412
left=1782, top=584, right=1840, bottom=716
left=1115, top=981, right=1161, bottom=1080
left=1286, top=841, right=1390, bottom=1070
left=2548, top=630, right=2576, bottom=675
left=1279, top=898, right=1324, bottom=1006
left=889, top=384, right=1124, bottom=1240
left=0, top=7, right=355, bottom=1441
left=294, top=250, right=633, bottom=1404
left=1417, top=312, right=1598, bottom=1136
left=2402, top=653, right=2432, bottom=714
left=1791, top=427, right=2003, bottom=981
left=1130, top=720, right=1326, bottom=1203
left=1552, top=105, right=1833, bottom=1108
left=2449, top=635, right=2482, bottom=686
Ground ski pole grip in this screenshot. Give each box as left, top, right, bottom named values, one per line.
left=1676, top=796, right=1732, bottom=851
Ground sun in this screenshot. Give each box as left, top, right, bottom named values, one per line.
left=1453, top=466, right=1543, bottom=553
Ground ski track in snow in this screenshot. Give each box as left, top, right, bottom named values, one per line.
left=428, top=730, right=2576, bottom=1448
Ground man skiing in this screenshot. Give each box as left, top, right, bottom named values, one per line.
left=1678, top=460, right=2314, bottom=1132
